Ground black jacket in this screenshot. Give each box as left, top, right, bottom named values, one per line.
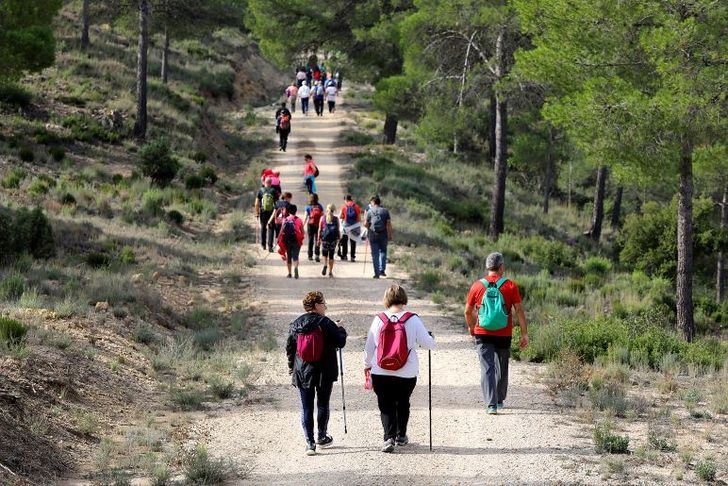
left=286, top=312, right=347, bottom=388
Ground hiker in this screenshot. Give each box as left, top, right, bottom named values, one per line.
left=296, top=68, right=307, bottom=87
left=304, top=193, right=324, bottom=262
left=286, top=82, right=299, bottom=112
left=318, top=204, right=340, bottom=278
left=270, top=170, right=282, bottom=194
left=303, top=154, right=319, bottom=195
left=255, top=177, right=280, bottom=252
left=287, top=291, right=348, bottom=456
left=364, top=284, right=435, bottom=452
left=325, top=83, right=337, bottom=113
left=335, top=71, right=342, bottom=90
left=365, top=195, right=393, bottom=278
left=338, top=194, right=361, bottom=262
left=298, top=81, right=311, bottom=116
left=268, top=191, right=292, bottom=252
left=275, top=103, right=292, bottom=152
left=278, top=204, right=304, bottom=278
left=313, top=81, right=325, bottom=117
left=464, top=252, right=528, bottom=414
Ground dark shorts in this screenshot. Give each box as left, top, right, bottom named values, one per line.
left=321, top=241, right=337, bottom=259
left=287, top=244, right=301, bottom=263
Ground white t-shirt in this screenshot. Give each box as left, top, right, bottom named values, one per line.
left=298, top=85, right=310, bottom=98
left=363, top=311, right=435, bottom=378
left=296, top=71, right=307, bottom=80
left=325, top=86, right=337, bottom=101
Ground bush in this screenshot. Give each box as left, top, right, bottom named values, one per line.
left=583, top=256, right=612, bottom=275
left=170, top=387, right=205, bottom=411
left=593, top=420, right=629, bottom=454
left=119, top=246, right=136, bottom=265
left=19, top=147, right=35, bottom=162
left=132, top=324, right=157, bottom=345
left=0, top=82, right=33, bottom=107
left=183, top=446, right=236, bottom=484
left=85, top=252, right=110, bottom=268
left=137, top=138, right=180, bottom=187
left=60, top=113, right=121, bottom=143
left=197, top=65, right=235, bottom=99
left=2, top=168, right=26, bottom=189
left=192, top=151, right=208, bottom=163
left=695, top=459, right=717, bottom=482
left=198, top=165, right=218, bottom=185
left=27, top=178, right=49, bottom=196
left=11, top=207, right=55, bottom=258
left=185, top=306, right=219, bottom=331
left=49, top=146, right=65, bottom=162
left=0, top=318, right=28, bottom=348
left=0, top=274, right=25, bottom=301
left=167, top=209, right=184, bottom=226
left=185, top=174, right=204, bottom=190
left=142, top=189, right=167, bottom=217
left=194, top=327, right=223, bottom=351
left=588, top=381, right=628, bottom=416
left=208, top=377, right=236, bottom=399
left=59, top=192, right=76, bottom=205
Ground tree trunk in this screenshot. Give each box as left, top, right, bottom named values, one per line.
left=81, top=0, right=90, bottom=49
left=611, top=186, right=623, bottom=229
left=542, top=126, right=555, bottom=214
left=132, top=0, right=149, bottom=140
left=489, top=94, right=507, bottom=239
left=676, top=141, right=694, bottom=342
left=585, top=166, right=607, bottom=241
left=717, top=185, right=726, bottom=304
left=383, top=114, right=398, bottom=145
left=489, top=93, right=497, bottom=167
left=161, top=25, right=170, bottom=84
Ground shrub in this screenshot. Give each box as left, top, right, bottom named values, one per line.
left=2, top=168, right=26, bottom=189
left=520, top=236, right=577, bottom=272
left=695, top=459, right=717, bottom=482
left=11, top=207, right=55, bottom=258
left=227, top=211, right=247, bottom=241
left=416, top=270, right=442, bottom=292
left=647, top=425, right=677, bottom=452
left=142, top=189, right=167, bottom=217
left=208, top=376, right=236, bottom=399
left=185, top=174, right=204, bottom=190
left=194, top=327, right=223, bottom=351
left=183, top=446, right=236, bottom=484
left=192, top=151, right=208, bottom=163
left=59, top=192, right=76, bottom=205
left=60, top=113, right=121, bottom=143
left=342, top=129, right=375, bottom=146
left=545, top=350, right=590, bottom=395
left=680, top=338, right=727, bottom=370
left=589, top=381, right=628, bottom=416
left=0, top=274, right=25, bottom=301
left=170, top=387, right=205, bottom=411
left=85, top=252, right=110, bottom=268
left=27, top=178, right=49, bottom=196
left=197, top=65, right=235, bottom=99
left=0, top=82, right=33, bottom=107
left=167, top=209, right=184, bottom=226
left=593, top=420, right=629, bottom=454
left=49, top=146, right=65, bottom=162
left=185, top=306, right=219, bottom=331
left=198, top=165, right=218, bottom=185
left=583, top=256, right=612, bottom=275
left=19, top=147, right=35, bottom=162
left=0, top=318, right=28, bottom=348
left=119, top=246, right=136, bottom=265
left=137, top=138, right=180, bottom=187
left=132, top=324, right=157, bottom=345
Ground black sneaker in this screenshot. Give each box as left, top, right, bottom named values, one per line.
left=315, top=257, right=320, bottom=263
left=350, top=257, right=356, bottom=262
left=380, top=271, right=387, bottom=277
left=294, top=268, right=299, bottom=279
left=268, top=248, right=274, bottom=253
left=305, top=442, right=316, bottom=456
left=373, top=275, right=380, bottom=279
left=316, top=435, right=334, bottom=448
left=322, top=265, right=327, bottom=276
left=395, top=435, right=409, bottom=446
left=381, top=438, right=395, bottom=453
left=287, top=274, right=292, bottom=278
left=308, top=257, right=314, bottom=261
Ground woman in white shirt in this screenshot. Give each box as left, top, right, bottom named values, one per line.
left=298, top=82, right=311, bottom=116
left=364, top=284, right=435, bottom=452
left=325, top=84, right=338, bottom=113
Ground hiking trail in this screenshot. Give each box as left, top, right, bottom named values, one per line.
left=196, top=90, right=600, bottom=485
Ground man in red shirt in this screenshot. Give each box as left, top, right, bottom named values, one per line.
left=464, top=252, right=528, bottom=414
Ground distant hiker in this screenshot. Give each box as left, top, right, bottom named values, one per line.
left=286, top=82, right=299, bottom=112
left=298, top=81, right=311, bottom=116
left=303, top=154, right=319, bottom=195
left=278, top=204, right=304, bottom=278
left=318, top=204, right=340, bottom=278
left=335, top=71, right=342, bottom=90
left=325, top=83, right=337, bottom=113
left=464, top=252, right=528, bottom=415
left=268, top=191, right=292, bottom=252
left=313, top=66, right=321, bottom=83
left=275, top=103, right=292, bottom=152
left=365, top=195, right=393, bottom=278
left=304, top=193, right=324, bottom=262
left=313, top=81, right=325, bottom=117
left=338, top=194, right=361, bottom=262
left=287, top=291, right=348, bottom=456
left=296, top=68, right=307, bottom=87
left=364, top=284, right=435, bottom=453
left=255, top=177, right=280, bottom=252
left=270, top=170, right=282, bottom=194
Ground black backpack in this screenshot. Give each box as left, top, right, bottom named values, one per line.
left=369, top=207, right=387, bottom=233
left=282, top=219, right=298, bottom=246
left=322, top=217, right=340, bottom=242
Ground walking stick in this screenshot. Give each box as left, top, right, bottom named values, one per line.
left=429, top=349, right=432, bottom=451
left=338, top=348, right=348, bottom=434
left=362, top=238, right=369, bottom=276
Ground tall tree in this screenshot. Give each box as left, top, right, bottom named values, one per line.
left=81, top=0, right=91, bottom=49
left=132, top=0, right=149, bottom=139
left=585, top=166, right=608, bottom=241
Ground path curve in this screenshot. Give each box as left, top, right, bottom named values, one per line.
left=200, top=89, right=599, bottom=485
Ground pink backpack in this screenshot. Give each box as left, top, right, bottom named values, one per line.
left=297, top=326, right=324, bottom=363
left=376, top=312, right=415, bottom=371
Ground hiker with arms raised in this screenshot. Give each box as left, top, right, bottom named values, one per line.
left=365, top=195, right=393, bottom=278
left=464, top=252, right=528, bottom=414
left=287, top=291, right=347, bottom=456
left=364, top=284, right=435, bottom=452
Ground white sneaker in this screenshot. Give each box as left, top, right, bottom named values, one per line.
left=381, top=438, right=395, bottom=453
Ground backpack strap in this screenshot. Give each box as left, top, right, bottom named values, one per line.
left=480, top=278, right=495, bottom=288
left=378, top=312, right=391, bottom=325
left=398, top=311, right=417, bottom=324
left=495, top=277, right=508, bottom=289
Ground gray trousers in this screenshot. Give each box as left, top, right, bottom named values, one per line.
left=475, top=339, right=510, bottom=407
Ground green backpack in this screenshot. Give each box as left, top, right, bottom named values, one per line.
left=261, top=190, right=275, bottom=212
left=477, top=277, right=509, bottom=331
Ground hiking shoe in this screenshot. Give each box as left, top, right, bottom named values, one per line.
left=322, top=265, right=327, bottom=276
left=340, top=256, right=347, bottom=261
left=287, top=274, right=292, bottom=278
left=395, top=435, right=409, bottom=446
left=294, top=268, right=299, bottom=279
left=316, top=435, right=334, bottom=448
left=305, top=442, right=317, bottom=456
left=381, top=439, right=395, bottom=453
left=373, top=275, right=380, bottom=279
left=328, top=272, right=333, bottom=278
left=350, top=257, right=356, bottom=262
left=497, top=402, right=504, bottom=410
left=380, top=271, right=387, bottom=277
left=487, top=406, right=498, bottom=415
left=315, top=257, right=320, bottom=263
left=268, top=248, right=274, bottom=253
left=308, top=257, right=314, bottom=261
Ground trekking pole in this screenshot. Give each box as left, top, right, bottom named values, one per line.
left=338, top=348, right=348, bottom=434
left=362, top=239, right=369, bottom=276
left=429, top=348, right=432, bottom=451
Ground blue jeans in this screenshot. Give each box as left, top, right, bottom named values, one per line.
left=298, top=380, right=334, bottom=443
left=301, top=97, right=309, bottom=114
left=369, top=233, right=388, bottom=276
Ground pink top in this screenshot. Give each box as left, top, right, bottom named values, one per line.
left=304, top=160, right=316, bottom=177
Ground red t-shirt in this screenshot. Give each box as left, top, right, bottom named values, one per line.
left=466, top=275, right=522, bottom=336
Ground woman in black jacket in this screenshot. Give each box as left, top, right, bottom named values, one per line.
left=286, top=291, right=347, bottom=455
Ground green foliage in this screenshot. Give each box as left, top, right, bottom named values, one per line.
left=7, top=207, right=55, bottom=259
left=0, top=318, right=28, bottom=348
left=520, top=237, right=577, bottom=272
left=197, top=64, right=235, bottom=99
left=132, top=324, right=157, bottom=345
left=167, top=209, right=184, bottom=226
left=185, top=174, right=204, bottom=190
left=593, top=420, right=629, bottom=454
left=208, top=376, right=236, bottom=399
left=373, top=76, right=420, bottom=120
left=49, top=146, right=65, bottom=162
left=119, top=246, right=136, bottom=265
left=60, top=113, right=122, bottom=144
left=194, top=327, right=223, bottom=351
left=2, top=168, right=26, bottom=189
left=198, top=165, right=218, bottom=185
left=85, top=252, right=110, bottom=269
left=0, top=82, right=33, bottom=107
left=137, top=138, right=180, bottom=187
left=0, top=274, right=25, bottom=301
left=342, top=129, right=375, bottom=146
left=583, top=256, right=612, bottom=275
left=169, top=387, right=205, bottom=411
left=183, top=445, right=236, bottom=484
left=695, top=459, right=717, bottom=482
left=18, top=147, right=34, bottom=162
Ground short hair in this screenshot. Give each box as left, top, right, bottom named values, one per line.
left=384, top=284, right=408, bottom=308
left=345, top=194, right=353, bottom=201
left=288, top=204, right=298, bottom=215
left=281, top=102, right=286, bottom=108
left=304, top=154, right=313, bottom=160
left=303, top=291, right=324, bottom=312
left=486, top=252, right=504, bottom=271
left=370, top=195, right=381, bottom=205
left=283, top=192, right=292, bottom=199
left=309, top=193, right=318, bottom=204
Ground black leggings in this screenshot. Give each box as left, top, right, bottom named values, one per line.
left=298, top=381, right=334, bottom=443
left=372, top=374, right=417, bottom=441
left=307, top=225, right=320, bottom=258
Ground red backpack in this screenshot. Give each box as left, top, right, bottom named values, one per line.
left=309, top=205, right=323, bottom=225
left=376, top=312, right=415, bottom=371
left=297, top=326, right=324, bottom=362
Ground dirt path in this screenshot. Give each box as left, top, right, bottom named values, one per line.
left=200, top=91, right=600, bottom=485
